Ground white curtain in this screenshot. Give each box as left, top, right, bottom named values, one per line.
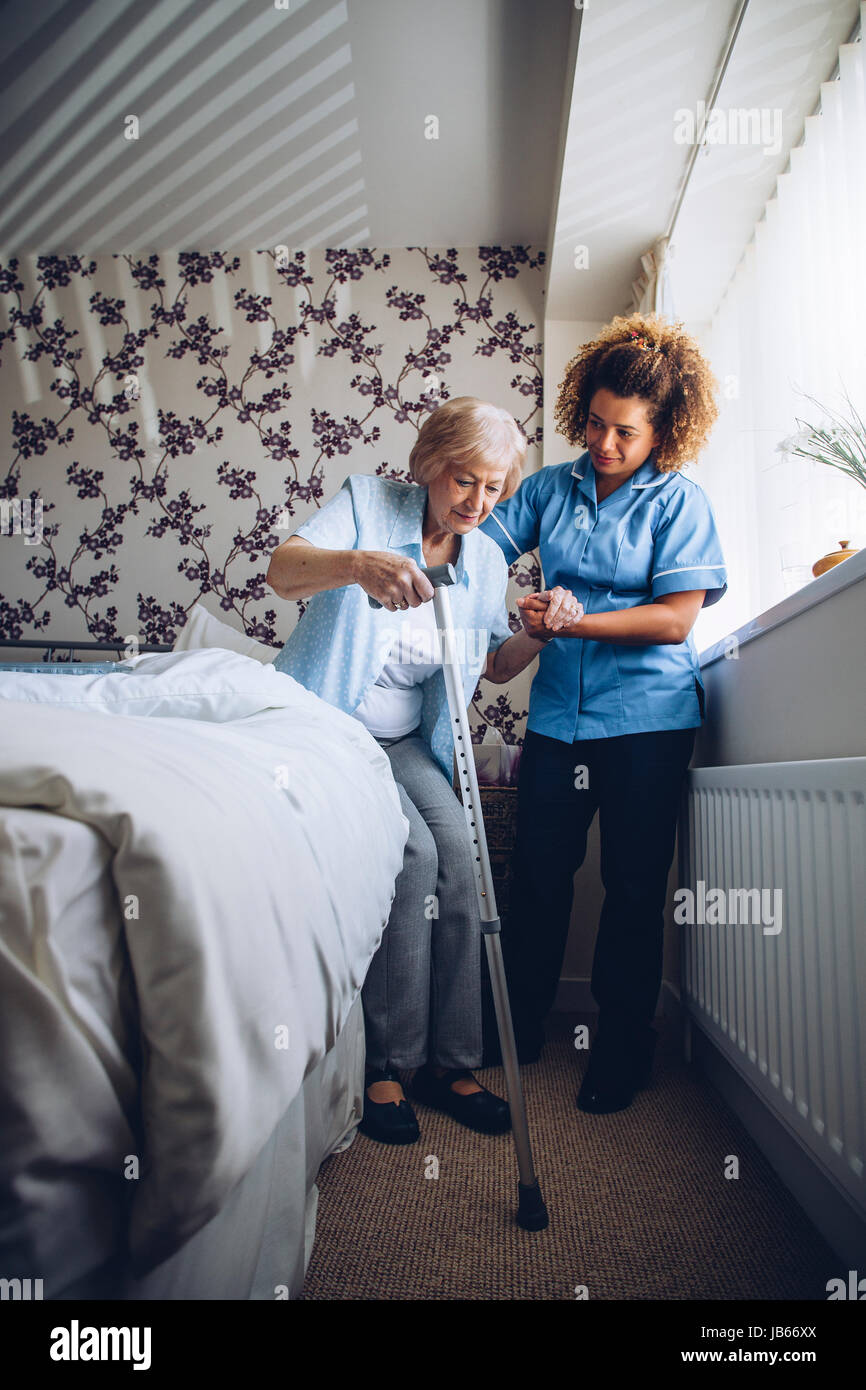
left=629, top=235, right=675, bottom=317
left=693, top=13, right=866, bottom=649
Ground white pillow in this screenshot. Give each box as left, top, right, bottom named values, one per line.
left=173, top=602, right=276, bottom=664
left=0, top=648, right=294, bottom=723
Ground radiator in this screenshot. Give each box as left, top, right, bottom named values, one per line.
left=679, top=758, right=866, bottom=1217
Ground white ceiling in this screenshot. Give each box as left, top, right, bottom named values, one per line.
left=670, top=0, right=861, bottom=321
left=0, top=0, right=571, bottom=251
left=546, top=0, right=862, bottom=322
left=0, top=0, right=860, bottom=324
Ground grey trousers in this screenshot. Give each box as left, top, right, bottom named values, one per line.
left=362, top=730, right=483, bottom=1071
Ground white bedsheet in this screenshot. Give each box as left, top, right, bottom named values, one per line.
left=0, top=651, right=408, bottom=1279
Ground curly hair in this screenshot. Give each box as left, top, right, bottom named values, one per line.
left=553, top=312, right=719, bottom=471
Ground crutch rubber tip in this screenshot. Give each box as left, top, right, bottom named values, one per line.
left=516, top=1181, right=549, bottom=1231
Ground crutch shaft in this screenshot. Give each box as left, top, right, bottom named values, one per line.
left=431, top=582, right=546, bottom=1217
left=484, top=932, right=534, bottom=1177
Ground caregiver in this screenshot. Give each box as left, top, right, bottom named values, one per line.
left=267, top=397, right=551, bottom=1145
left=480, top=312, right=727, bottom=1115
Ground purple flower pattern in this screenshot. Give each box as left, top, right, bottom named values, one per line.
left=0, top=248, right=545, bottom=741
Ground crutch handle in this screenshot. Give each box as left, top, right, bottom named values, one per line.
left=419, top=564, right=456, bottom=588
left=367, top=563, right=456, bottom=608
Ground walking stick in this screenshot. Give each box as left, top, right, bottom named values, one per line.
left=370, top=563, right=549, bottom=1231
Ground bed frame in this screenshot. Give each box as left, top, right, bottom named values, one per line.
left=0, top=638, right=172, bottom=659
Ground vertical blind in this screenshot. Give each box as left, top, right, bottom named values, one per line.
left=694, top=3, right=865, bottom=648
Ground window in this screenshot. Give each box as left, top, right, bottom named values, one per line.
left=695, top=26, right=865, bottom=649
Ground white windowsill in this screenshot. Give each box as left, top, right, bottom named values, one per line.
left=699, top=546, right=866, bottom=670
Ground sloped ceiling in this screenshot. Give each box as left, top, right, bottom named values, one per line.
left=0, top=0, right=571, bottom=252
left=0, top=0, right=860, bottom=323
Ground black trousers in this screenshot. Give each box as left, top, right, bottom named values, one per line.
left=502, top=725, right=697, bottom=1046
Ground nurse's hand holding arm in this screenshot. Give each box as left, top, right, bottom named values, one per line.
left=519, top=585, right=584, bottom=632
left=518, top=587, right=705, bottom=645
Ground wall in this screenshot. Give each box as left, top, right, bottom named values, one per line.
left=695, top=555, right=866, bottom=768
left=541, top=318, right=604, bottom=470
left=0, top=245, right=546, bottom=739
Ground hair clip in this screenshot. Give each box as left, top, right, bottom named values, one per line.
left=628, top=331, right=661, bottom=355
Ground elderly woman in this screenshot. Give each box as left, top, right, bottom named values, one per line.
left=266, top=398, right=553, bottom=1145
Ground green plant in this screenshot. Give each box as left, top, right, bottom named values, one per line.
left=776, top=386, right=866, bottom=491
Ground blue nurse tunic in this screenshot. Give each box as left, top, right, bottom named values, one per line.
left=479, top=450, right=727, bottom=741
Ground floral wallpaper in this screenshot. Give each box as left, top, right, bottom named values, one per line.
left=0, top=246, right=545, bottom=741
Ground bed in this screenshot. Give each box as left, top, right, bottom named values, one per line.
left=0, top=638, right=409, bottom=1299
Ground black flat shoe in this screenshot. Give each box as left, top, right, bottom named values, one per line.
left=359, top=1067, right=420, bottom=1145
left=576, top=1026, right=657, bottom=1115
left=409, top=1066, right=511, bottom=1135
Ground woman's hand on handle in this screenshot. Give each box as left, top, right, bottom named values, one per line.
left=353, top=551, right=435, bottom=612
left=266, top=535, right=434, bottom=607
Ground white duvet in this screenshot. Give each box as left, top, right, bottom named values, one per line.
left=0, top=649, right=409, bottom=1276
